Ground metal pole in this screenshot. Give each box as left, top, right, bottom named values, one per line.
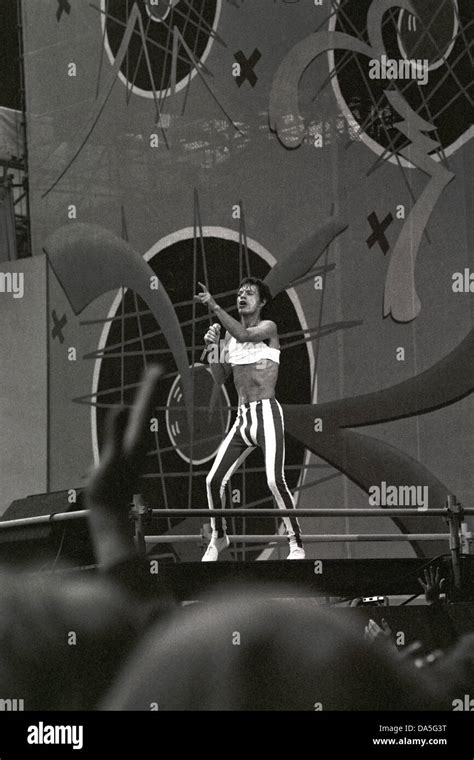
left=148, top=508, right=462, bottom=517
left=0, top=510, right=87, bottom=529
left=16, top=0, right=32, bottom=258
left=132, top=494, right=147, bottom=557
left=447, top=494, right=463, bottom=589
left=143, top=533, right=451, bottom=544
left=1, top=507, right=472, bottom=531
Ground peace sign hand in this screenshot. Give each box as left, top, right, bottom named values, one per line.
left=87, top=365, right=163, bottom=509
left=86, top=365, right=163, bottom=568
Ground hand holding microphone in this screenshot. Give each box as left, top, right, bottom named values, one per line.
left=200, top=323, right=221, bottom=361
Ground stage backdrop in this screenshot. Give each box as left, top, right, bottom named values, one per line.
left=14, top=0, right=473, bottom=560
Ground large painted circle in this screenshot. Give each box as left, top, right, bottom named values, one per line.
left=91, top=227, right=315, bottom=561
left=397, top=5, right=459, bottom=72
left=165, top=362, right=232, bottom=465
left=328, top=0, right=472, bottom=167
left=100, top=0, right=221, bottom=99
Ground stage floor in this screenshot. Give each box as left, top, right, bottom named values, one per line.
left=151, top=555, right=474, bottom=601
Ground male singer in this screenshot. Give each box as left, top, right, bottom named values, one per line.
left=194, top=278, right=304, bottom=561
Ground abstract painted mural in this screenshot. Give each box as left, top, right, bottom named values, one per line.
left=15, top=0, right=473, bottom=561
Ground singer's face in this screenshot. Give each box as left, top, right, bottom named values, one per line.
left=237, top=285, right=260, bottom=315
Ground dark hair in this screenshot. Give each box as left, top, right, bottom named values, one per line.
left=238, top=277, right=272, bottom=315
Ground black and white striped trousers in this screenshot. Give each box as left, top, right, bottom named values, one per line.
left=206, top=397, right=303, bottom=546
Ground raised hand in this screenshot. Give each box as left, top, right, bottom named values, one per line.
left=86, top=365, right=163, bottom=567
left=194, top=282, right=217, bottom=310
left=87, top=365, right=163, bottom=510
left=418, top=566, right=447, bottom=605
left=364, top=618, right=393, bottom=645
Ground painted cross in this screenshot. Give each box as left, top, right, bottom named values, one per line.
left=366, top=211, right=393, bottom=254
left=234, top=49, right=261, bottom=87
left=51, top=310, right=67, bottom=343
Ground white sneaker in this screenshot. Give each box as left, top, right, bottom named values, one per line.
left=202, top=535, right=230, bottom=562
left=287, top=545, right=305, bottom=560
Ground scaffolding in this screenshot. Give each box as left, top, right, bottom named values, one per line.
left=0, top=0, right=31, bottom=261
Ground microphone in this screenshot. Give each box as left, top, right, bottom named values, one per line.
left=200, top=323, right=221, bottom=362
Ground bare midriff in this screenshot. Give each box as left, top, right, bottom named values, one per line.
left=232, top=359, right=279, bottom=404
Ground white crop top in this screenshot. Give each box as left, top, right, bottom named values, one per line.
left=227, top=336, right=280, bottom=366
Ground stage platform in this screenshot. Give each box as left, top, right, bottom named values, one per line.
left=152, top=556, right=474, bottom=601
left=146, top=559, right=474, bottom=652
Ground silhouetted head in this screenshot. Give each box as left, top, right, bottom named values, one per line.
left=0, top=570, right=142, bottom=710
left=103, top=585, right=444, bottom=711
